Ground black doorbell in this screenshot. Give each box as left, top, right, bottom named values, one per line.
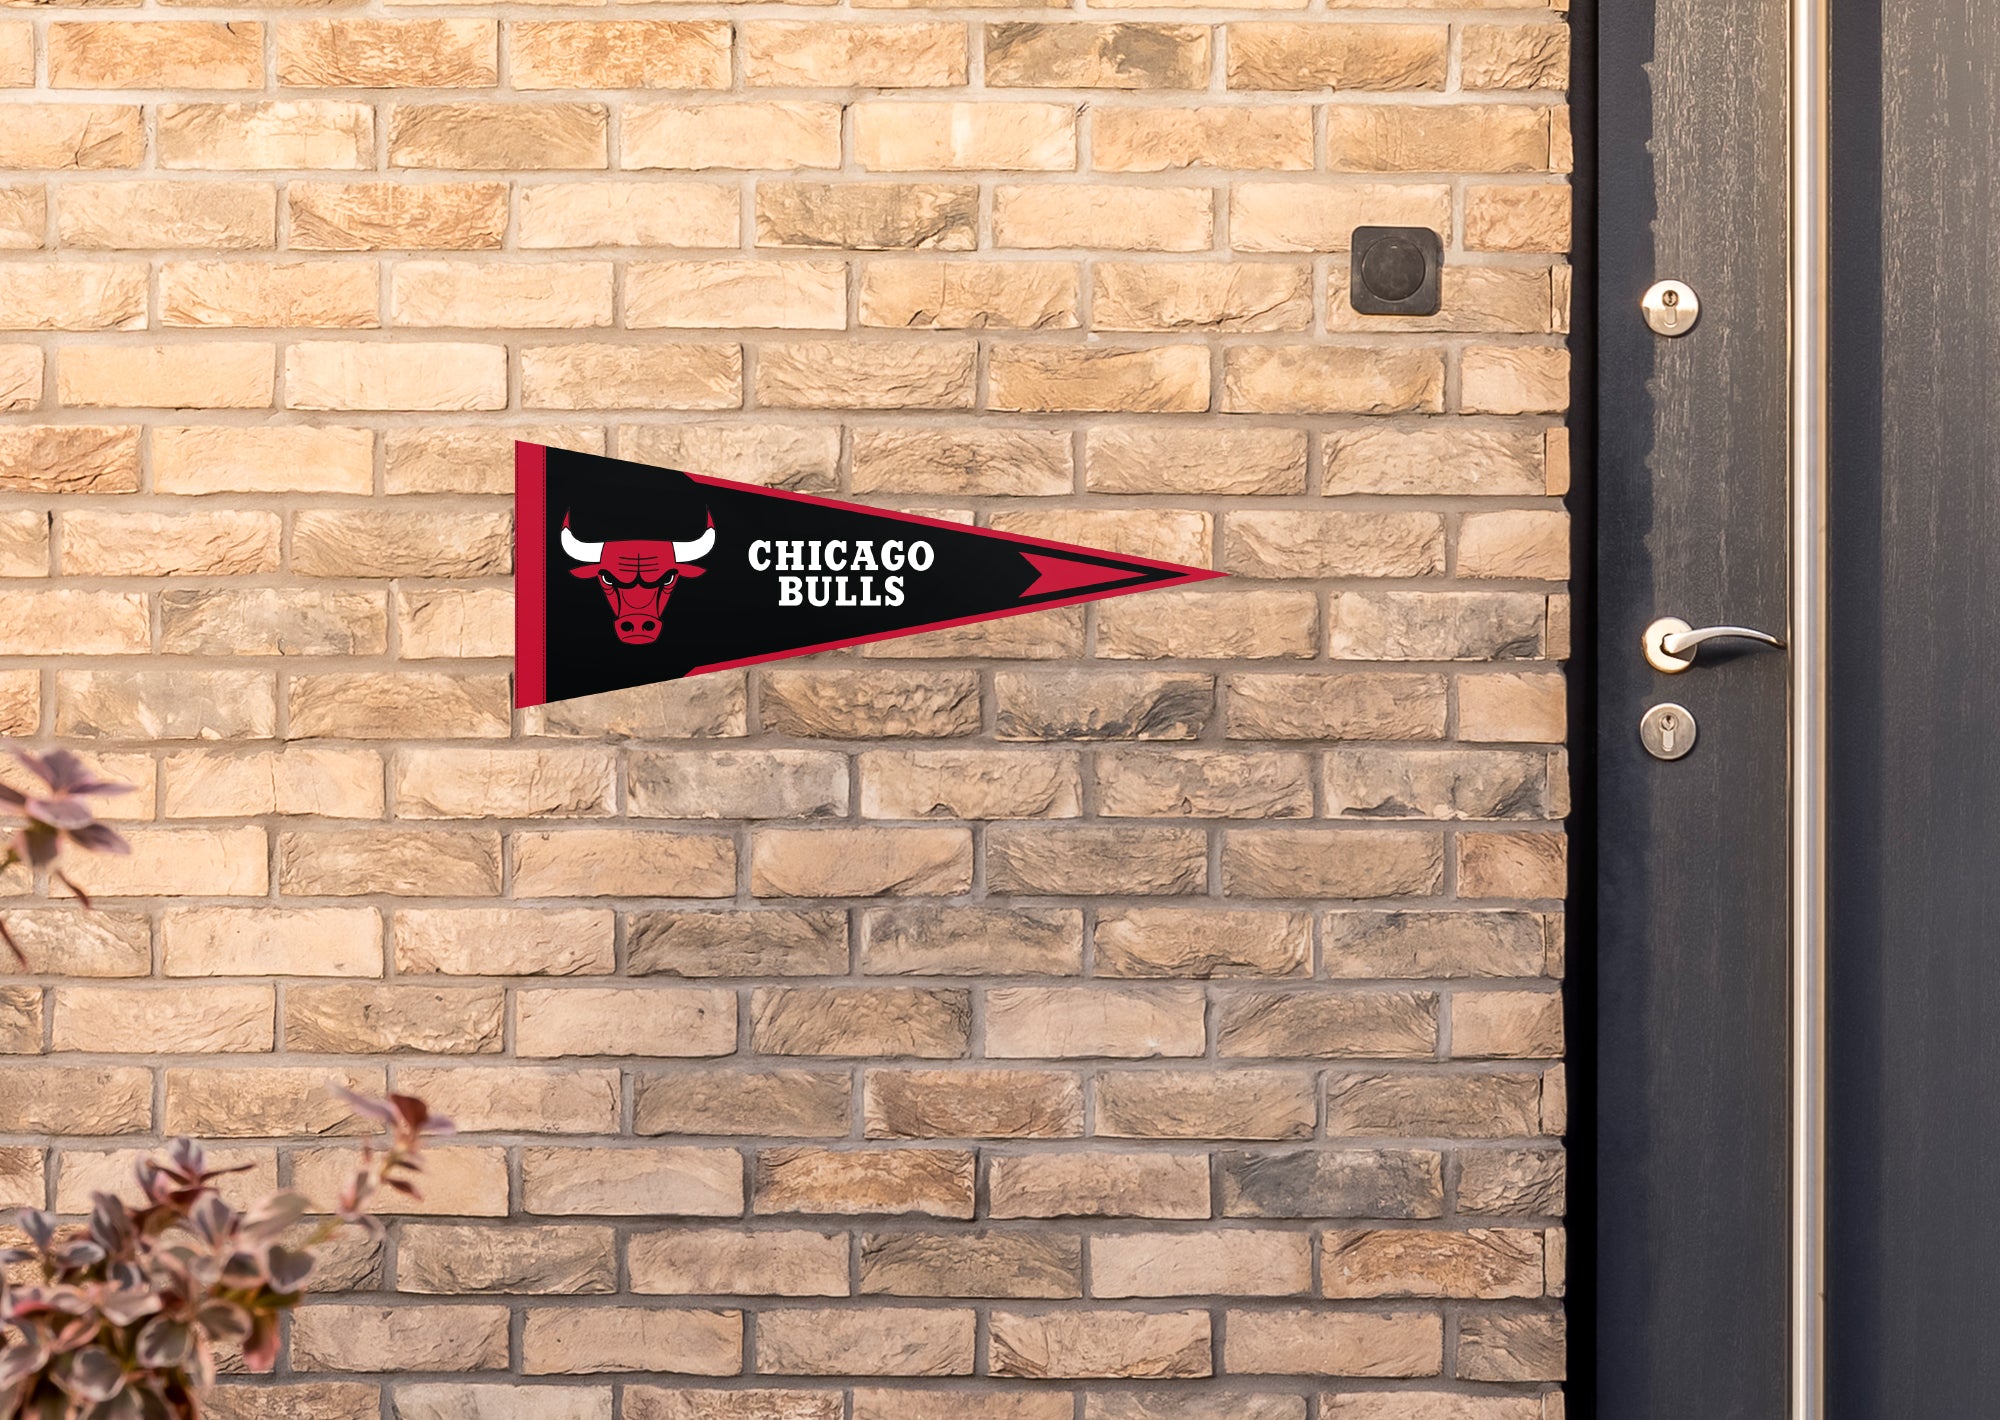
left=1350, top=226, right=1442, bottom=316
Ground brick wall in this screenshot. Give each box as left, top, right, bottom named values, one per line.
left=0, top=1, right=1570, bottom=1415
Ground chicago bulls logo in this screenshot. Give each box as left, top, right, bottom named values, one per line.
left=560, top=512, right=714, bottom=645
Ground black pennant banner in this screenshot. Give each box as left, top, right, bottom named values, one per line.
left=515, top=442, right=1222, bottom=708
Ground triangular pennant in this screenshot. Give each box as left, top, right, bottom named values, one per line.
left=515, top=442, right=1223, bottom=708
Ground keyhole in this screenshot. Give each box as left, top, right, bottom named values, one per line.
left=1660, top=713, right=1678, bottom=753
left=1662, top=289, right=1680, bottom=308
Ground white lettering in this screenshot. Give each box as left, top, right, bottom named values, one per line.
left=824, top=540, right=848, bottom=572
left=774, top=541, right=805, bottom=572
left=885, top=575, right=905, bottom=606
left=907, top=540, right=934, bottom=572
left=778, top=574, right=803, bottom=606
left=748, top=540, right=772, bottom=571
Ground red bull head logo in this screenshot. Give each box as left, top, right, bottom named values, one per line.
left=561, top=513, right=714, bottom=645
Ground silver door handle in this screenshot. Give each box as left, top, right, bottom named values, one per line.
left=1643, top=616, right=1786, bottom=672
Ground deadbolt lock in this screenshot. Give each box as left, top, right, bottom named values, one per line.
left=1642, top=280, right=1701, bottom=337
left=1640, top=702, right=1697, bottom=760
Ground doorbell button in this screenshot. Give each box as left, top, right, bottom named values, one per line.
left=1351, top=226, right=1442, bottom=316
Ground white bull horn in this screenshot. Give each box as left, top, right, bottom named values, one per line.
left=674, top=519, right=715, bottom=563
left=560, top=521, right=603, bottom=562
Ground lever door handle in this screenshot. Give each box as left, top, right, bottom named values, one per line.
left=1643, top=616, right=1785, bottom=672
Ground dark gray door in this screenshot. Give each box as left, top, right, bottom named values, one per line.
left=1598, top=0, right=2000, bottom=1410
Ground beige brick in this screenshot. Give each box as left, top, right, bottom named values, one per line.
left=288, top=984, right=503, bottom=1054
left=993, top=669, right=1213, bottom=740
left=0, top=589, right=145, bottom=654
left=397, top=586, right=513, bottom=660
left=635, top=1068, right=851, bottom=1137
left=1466, top=183, right=1572, bottom=252
left=1327, top=104, right=1556, bottom=173
left=163, top=1064, right=381, bottom=1138
left=987, top=825, right=1205, bottom=895
left=278, top=829, right=502, bottom=896
left=1094, top=908, right=1308, bottom=979
left=58, top=341, right=273, bottom=408
left=985, top=23, right=1209, bottom=88
left=399, top=1223, right=615, bottom=1295
left=292, top=1306, right=509, bottom=1374
left=629, top=750, right=846, bottom=820
left=1327, top=1070, right=1543, bottom=1138
left=758, top=182, right=978, bottom=251
left=628, top=260, right=846, bottom=330
left=1095, top=1230, right=1310, bottom=1297
left=1093, top=262, right=1309, bottom=332
left=1225, top=346, right=1442, bottom=414
left=522, top=182, right=739, bottom=249
left=1095, top=106, right=1311, bottom=171
left=0, top=511, right=46, bottom=577
left=1230, top=183, right=1450, bottom=252
left=0, top=185, right=42, bottom=248
left=1461, top=345, right=1570, bottom=414
left=1323, top=425, right=1544, bottom=496
left=1329, top=266, right=1559, bottom=336
left=0, top=265, right=142, bottom=339
left=620, top=425, right=838, bottom=491
left=57, top=670, right=276, bottom=740
left=990, top=344, right=1208, bottom=413
left=159, top=102, right=372, bottom=170
left=0, top=21, right=23, bottom=86
left=152, top=424, right=372, bottom=494
left=995, top=185, right=1212, bottom=250
left=1096, top=588, right=1315, bottom=660
left=1458, top=510, right=1569, bottom=580
left=757, top=340, right=976, bottom=410
left=629, top=1228, right=848, bottom=1297
left=1327, top=591, right=1546, bottom=660
left=392, top=103, right=608, bottom=170
left=1226, top=510, right=1443, bottom=579
left=55, top=984, right=270, bottom=1054
left=286, top=341, right=507, bottom=411
left=751, top=986, right=968, bottom=1057
left=159, top=587, right=387, bottom=657
left=996, top=503, right=1203, bottom=564
left=522, top=1146, right=743, bottom=1216
left=864, top=1069, right=1082, bottom=1139
left=1223, top=1309, right=1441, bottom=1377
left=1456, top=1311, right=1564, bottom=1382
left=392, top=260, right=613, bottom=329
left=291, top=181, right=509, bottom=251
left=990, top=1311, right=1210, bottom=1379
left=1084, top=426, right=1303, bottom=495
left=294, top=1144, right=508, bottom=1218
left=627, top=1392, right=838, bottom=1420
left=745, top=22, right=967, bottom=86
left=1322, top=747, right=1557, bottom=822
left=1095, top=1069, right=1314, bottom=1139
left=511, top=21, right=729, bottom=89
left=1222, top=828, right=1442, bottom=899
left=395, top=907, right=615, bottom=976
left=398, top=1065, right=621, bottom=1134
left=858, top=749, right=1075, bottom=819
left=0, top=1066, right=150, bottom=1134
left=287, top=671, right=512, bottom=736
left=0, top=107, right=142, bottom=171
left=1462, top=22, right=1570, bottom=90
left=624, top=103, right=841, bottom=171
left=857, top=1393, right=1069, bottom=1420
left=1323, top=1397, right=1536, bottom=1420
left=987, top=1151, right=1209, bottom=1219
left=861, top=260, right=1078, bottom=330
left=1457, top=830, right=1566, bottom=899
left=525, top=674, right=747, bottom=739
left=861, top=906, right=1079, bottom=977
left=209, top=1385, right=381, bottom=1420
left=163, top=746, right=382, bottom=818
left=0, top=910, right=148, bottom=979
left=521, top=342, right=742, bottom=410
left=855, top=102, right=1074, bottom=171
left=1324, top=910, right=1553, bottom=980
left=59, top=181, right=274, bottom=250
left=755, top=1147, right=975, bottom=1218
left=50, top=21, right=262, bottom=89
left=516, top=987, right=734, bottom=1057
left=1459, top=672, right=1566, bottom=743
left=987, top=987, right=1205, bottom=1059
left=0, top=346, right=37, bottom=409
left=1216, top=987, right=1438, bottom=1058
left=514, top=829, right=736, bottom=897
left=758, top=1307, right=974, bottom=1376
left=57, top=1146, right=274, bottom=1212
left=393, top=747, right=612, bottom=820
left=860, top=1231, right=1081, bottom=1298
left=163, top=906, right=381, bottom=977
left=62, top=509, right=277, bottom=578
left=1323, top=1228, right=1542, bottom=1299
left=630, top=910, right=843, bottom=980
left=850, top=428, right=1069, bottom=496
left=1228, top=22, right=1448, bottom=89
left=278, top=19, right=496, bottom=87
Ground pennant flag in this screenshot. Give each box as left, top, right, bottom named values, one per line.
left=515, top=442, right=1223, bottom=708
